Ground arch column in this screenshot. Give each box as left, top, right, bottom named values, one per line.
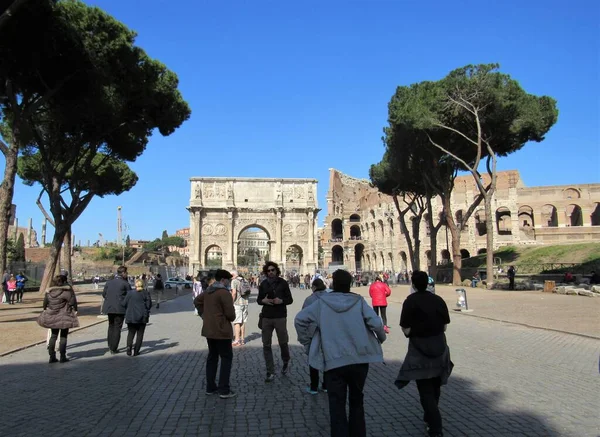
left=225, top=210, right=234, bottom=270
left=275, top=209, right=283, bottom=265
left=307, top=210, right=317, bottom=273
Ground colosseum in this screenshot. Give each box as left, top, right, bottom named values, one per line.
left=321, top=168, right=600, bottom=273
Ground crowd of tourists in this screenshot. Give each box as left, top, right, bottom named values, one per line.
left=32, top=259, right=452, bottom=437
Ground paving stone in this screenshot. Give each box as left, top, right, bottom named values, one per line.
left=0, top=287, right=598, bottom=436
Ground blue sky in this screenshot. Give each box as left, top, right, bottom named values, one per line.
left=10, top=0, right=600, bottom=245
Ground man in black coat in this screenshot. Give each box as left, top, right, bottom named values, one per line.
left=102, top=265, right=131, bottom=354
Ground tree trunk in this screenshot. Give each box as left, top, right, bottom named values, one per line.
left=63, top=227, right=72, bottom=283
left=0, top=143, right=19, bottom=275
left=393, top=195, right=417, bottom=272
left=429, top=229, right=439, bottom=279
left=443, top=194, right=462, bottom=285
left=411, top=216, right=422, bottom=271
left=484, top=193, right=494, bottom=287
left=39, top=223, right=68, bottom=293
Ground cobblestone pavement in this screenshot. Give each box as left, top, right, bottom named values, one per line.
left=0, top=287, right=598, bottom=437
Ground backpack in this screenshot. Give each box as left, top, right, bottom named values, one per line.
left=240, top=279, right=252, bottom=298
left=154, top=279, right=164, bottom=290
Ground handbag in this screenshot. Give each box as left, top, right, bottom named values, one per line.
left=258, top=313, right=263, bottom=330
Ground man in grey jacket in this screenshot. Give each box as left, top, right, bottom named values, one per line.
left=102, top=266, right=131, bottom=354
left=295, top=269, right=386, bottom=437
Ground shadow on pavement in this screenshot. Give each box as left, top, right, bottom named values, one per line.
left=0, top=343, right=569, bottom=437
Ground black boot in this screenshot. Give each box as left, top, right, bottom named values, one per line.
left=59, top=354, right=69, bottom=363
left=126, top=346, right=132, bottom=356
left=49, top=350, right=58, bottom=364
left=59, top=339, right=69, bottom=362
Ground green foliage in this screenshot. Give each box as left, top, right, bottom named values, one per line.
left=206, top=258, right=222, bottom=268
left=163, top=236, right=185, bottom=248
left=94, top=246, right=136, bottom=262
left=14, top=232, right=24, bottom=261
left=125, top=235, right=130, bottom=247
left=143, top=238, right=164, bottom=252
left=6, top=238, right=15, bottom=260
left=161, top=230, right=169, bottom=241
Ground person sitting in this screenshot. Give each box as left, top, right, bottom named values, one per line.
left=471, top=272, right=480, bottom=288
left=564, top=272, right=575, bottom=284
left=589, top=271, right=600, bottom=285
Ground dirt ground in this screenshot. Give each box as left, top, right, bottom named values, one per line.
left=0, top=283, right=190, bottom=356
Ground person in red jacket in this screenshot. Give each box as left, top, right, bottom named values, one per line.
left=369, top=277, right=391, bottom=333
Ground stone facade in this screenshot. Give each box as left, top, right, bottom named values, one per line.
left=188, top=177, right=319, bottom=274
left=322, top=168, right=600, bottom=273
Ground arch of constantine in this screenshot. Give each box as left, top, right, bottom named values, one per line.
left=187, top=177, right=319, bottom=274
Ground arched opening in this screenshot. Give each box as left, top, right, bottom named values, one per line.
left=388, top=252, right=393, bottom=270
left=518, top=205, right=534, bottom=228
left=370, top=209, right=376, bottom=219
left=477, top=248, right=487, bottom=255
left=380, top=251, right=385, bottom=270
left=366, top=254, right=371, bottom=270
left=237, top=226, right=270, bottom=267
left=331, top=245, right=344, bottom=265
left=354, top=244, right=364, bottom=271
left=350, top=225, right=361, bottom=240
left=567, top=204, right=583, bottom=227
left=370, top=222, right=376, bottom=238
left=591, top=203, right=600, bottom=226
left=460, top=249, right=470, bottom=259
left=205, top=244, right=223, bottom=268
left=400, top=251, right=407, bottom=271
left=475, top=209, right=486, bottom=236
left=541, top=204, right=558, bottom=227
left=373, top=252, right=378, bottom=270
left=349, top=214, right=361, bottom=222
left=331, top=219, right=343, bottom=241
left=425, top=250, right=431, bottom=267
left=286, top=245, right=303, bottom=270
left=378, top=219, right=385, bottom=239
left=496, top=207, right=512, bottom=235
left=440, top=249, right=450, bottom=265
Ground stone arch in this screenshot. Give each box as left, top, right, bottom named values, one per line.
left=518, top=205, right=534, bottom=228
left=399, top=251, right=407, bottom=271
left=591, top=203, right=600, bottom=226
left=567, top=204, right=583, bottom=226
left=331, top=219, right=343, bottom=240
left=372, top=252, right=378, bottom=270
left=460, top=249, right=471, bottom=259
left=365, top=253, right=371, bottom=270
left=378, top=219, right=385, bottom=239
left=475, top=209, right=486, bottom=236
left=205, top=244, right=223, bottom=267
left=350, top=225, right=361, bottom=239
left=349, top=214, right=361, bottom=222
left=354, top=243, right=364, bottom=271
left=425, top=250, right=432, bottom=267
left=370, top=209, right=376, bottom=219
left=541, top=204, right=558, bottom=227
left=563, top=188, right=581, bottom=199
left=236, top=225, right=271, bottom=266
left=496, top=207, right=512, bottom=235
left=370, top=222, right=376, bottom=237
left=285, top=244, right=303, bottom=270
left=331, top=245, right=344, bottom=265
left=477, top=248, right=487, bottom=255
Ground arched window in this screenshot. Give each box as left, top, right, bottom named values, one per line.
left=460, top=249, right=470, bottom=259
left=518, top=205, right=534, bottom=228
left=331, top=219, right=343, bottom=240
left=440, top=249, right=450, bottom=265
left=591, top=203, right=600, bottom=226
left=477, top=248, right=487, bottom=255
left=349, top=214, right=361, bottom=222
left=331, top=245, right=344, bottom=265
left=475, top=209, right=486, bottom=236
left=354, top=244, right=364, bottom=271
left=496, top=207, right=512, bottom=235
left=563, top=188, right=580, bottom=199
left=541, top=204, right=558, bottom=227
left=350, top=225, right=361, bottom=239
left=567, top=204, right=583, bottom=227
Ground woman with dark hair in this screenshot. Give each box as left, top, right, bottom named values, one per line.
left=301, top=278, right=328, bottom=394
left=257, top=261, right=293, bottom=382
left=395, top=271, right=453, bottom=437
left=38, top=275, right=79, bottom=363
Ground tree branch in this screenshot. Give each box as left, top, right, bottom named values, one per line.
left=0, top=0, right=31, bottom=33
left=36, top=189, right=55, bottom=227
left=426, top=133, right=475, bottom=173
left=0, top=138, right=8, bottom=155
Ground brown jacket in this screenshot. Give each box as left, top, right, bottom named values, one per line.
left=195, top=282, right=235, bottom=339
left=39, top=286, right=79, bottom=329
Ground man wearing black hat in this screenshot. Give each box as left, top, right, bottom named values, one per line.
left=195, top=269, right=237, bottom=399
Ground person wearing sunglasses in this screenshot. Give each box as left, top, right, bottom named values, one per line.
left=258, top=261, right=293, bottom=382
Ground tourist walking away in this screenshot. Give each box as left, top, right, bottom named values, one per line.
left=230, top=271, right=250, bottom=346
left=2, top=270, right=9, bottom=303
left=6, top=274, right=17, bottom=304
left=102, top=265, right=131, bottom=354
left=15, top=271, right=27, bottom=303
left=37, top=275, right=79, bottom=363
left=300, top=278, right=328, bottom=394
left=195, top=269, right=237, bottom=399
left=395, top=271, right=453, bottom=437
left=507, top=265, right=516, bottom=290
left=192, top=275, right=203, bottom=315
left=124, top=279, right=152, bottom=356
left=258, top=261, right=294, bottom=382
left=153, top=274, right=164, bottom=309
left=369, top=276, right=391, bottom=334
left=295, top=269, right=386, bottom=437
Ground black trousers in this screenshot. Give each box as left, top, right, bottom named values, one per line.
left=416, top=377, right=442, bottom=435
left=373, top=306, right=387, bottom=326
left=107, top=313, right=125, bottom=352
left=310, top=365, right=327, bottom=391
left=324, top=363, right=369, bottom=437
left=126, top=323, right=147, bottom=354
left=206, top=338, right=233, bottom=395
left=49, top=328, right=69, bottom=356
left=509, top=277, right=515, bottom=290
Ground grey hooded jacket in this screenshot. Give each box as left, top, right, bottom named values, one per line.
left=295, top=291, right=386, bottom=372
